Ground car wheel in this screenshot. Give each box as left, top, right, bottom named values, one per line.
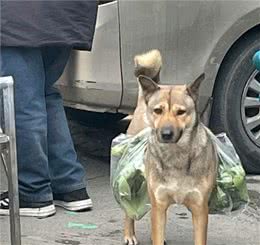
left=210, top=30, right=260, bottom=174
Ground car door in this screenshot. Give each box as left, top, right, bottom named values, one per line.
left=57, top=1, right=122, bottom=113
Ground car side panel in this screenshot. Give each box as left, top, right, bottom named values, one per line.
left=57, top=1, right=122, bottom=113
left=118, top=0, right=260, bottom=114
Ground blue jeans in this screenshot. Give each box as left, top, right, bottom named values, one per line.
left=0, top=47, right=86, bottom=202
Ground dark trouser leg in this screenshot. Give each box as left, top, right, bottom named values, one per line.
left=0, top=47, right=52, bottom=202
left=42, top=47, right=86, bottom=194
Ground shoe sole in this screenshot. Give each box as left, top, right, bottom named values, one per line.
left=54, top=199, right=93, bottom=211
left=0, top=204, right=56, bottom=218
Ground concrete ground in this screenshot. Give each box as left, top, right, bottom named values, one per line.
left=0, top=114, right=259, bottom=245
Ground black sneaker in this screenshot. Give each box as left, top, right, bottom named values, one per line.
left=0, top=191, right=56, bottom=218
left=53, top=188, right=93, bottom=211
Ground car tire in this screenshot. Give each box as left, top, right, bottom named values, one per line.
left=210, top=29, right=260, bottom=174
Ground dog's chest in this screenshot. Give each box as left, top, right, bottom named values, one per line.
left=154, top=177, right=204, bottom=205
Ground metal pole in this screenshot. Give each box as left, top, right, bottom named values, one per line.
left=2, top=76, right=21, bottom=245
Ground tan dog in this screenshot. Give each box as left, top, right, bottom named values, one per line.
left=124, top=50, right=218, bottom=245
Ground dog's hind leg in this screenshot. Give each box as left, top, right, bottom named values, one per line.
left=124, top=214, right=138, bottom=245
left=190, top=200, right=209, bottom=245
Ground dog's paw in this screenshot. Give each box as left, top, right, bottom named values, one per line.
left=124, top=235, right=138, bottom=245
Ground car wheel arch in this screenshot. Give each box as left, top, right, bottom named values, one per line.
left=203, top=9, right=260, bottom=99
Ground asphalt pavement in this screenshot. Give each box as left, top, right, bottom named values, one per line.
left=0, top=114, right=259, bottom=245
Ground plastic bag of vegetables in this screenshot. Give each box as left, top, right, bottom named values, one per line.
left=206, top=130, right=249, bottom=214
left=111, top=127, right=249, bottom=220
left=110, top=128, right=151, bottom=220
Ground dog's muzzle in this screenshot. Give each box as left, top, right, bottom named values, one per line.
left=161, top=126, right=174, bottom=141
left=159, top=126, right=183, bottom=143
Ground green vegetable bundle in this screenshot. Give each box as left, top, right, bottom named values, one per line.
left=206, top=131, right=249, bottom=213
left=110, top=128, right=151, bottom=220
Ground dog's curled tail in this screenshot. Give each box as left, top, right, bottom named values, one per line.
left=134, top=49, right=162, bottom=83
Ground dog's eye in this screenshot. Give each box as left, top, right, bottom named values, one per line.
left=177, top=109, right=186, bottom=116
left=154, top=108, right=163, bottom=115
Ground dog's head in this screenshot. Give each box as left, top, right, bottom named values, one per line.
left=135, top=50, right=205, bottom=144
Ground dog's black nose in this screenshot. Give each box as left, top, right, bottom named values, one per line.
left=161, top=126, right=174, bottom=141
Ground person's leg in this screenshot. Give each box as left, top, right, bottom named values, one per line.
left=0, top=47, right=55, bottom=217
left=42, top=47, right=92, bottom=210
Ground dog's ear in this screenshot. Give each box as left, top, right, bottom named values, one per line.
left=138, top=75, right=160, bottom=103
left=187, top=73, right=205, bottom=101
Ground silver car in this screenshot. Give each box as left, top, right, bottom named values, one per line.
left=58, top=0, right=260, bottom=173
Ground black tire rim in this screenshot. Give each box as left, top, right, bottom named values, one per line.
left=241, top=70, right=260, bottom=147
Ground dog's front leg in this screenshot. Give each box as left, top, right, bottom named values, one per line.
left=124, top=214, right=138, bottom=245
left=191, top=200, right=209, bottom=245
left=151, top=201, right=167, bottom=245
